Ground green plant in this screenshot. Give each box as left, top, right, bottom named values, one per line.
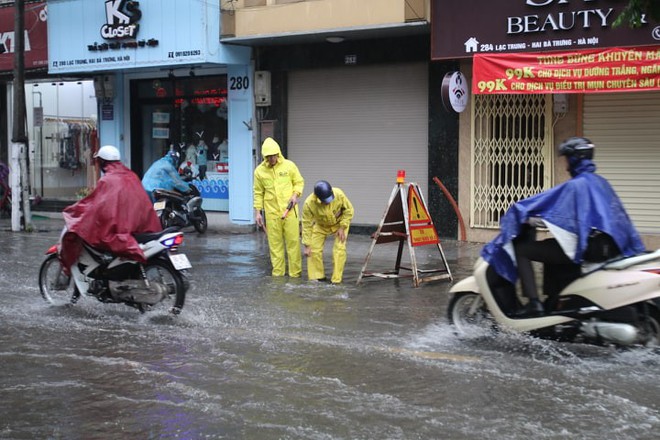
left=76, top=187, right=91, bottom=199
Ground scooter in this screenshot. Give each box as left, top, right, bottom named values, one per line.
left=153, top=183, right=208, bottom=234
left=39, top=227, right=191, bottom=314
left=448, top=237, right=660, bottom=347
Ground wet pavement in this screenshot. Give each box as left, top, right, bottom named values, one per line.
left=1, top=217, right=660, bottom=439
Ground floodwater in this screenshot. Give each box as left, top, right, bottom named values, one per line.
left=1, top=222, right=659, bottom=439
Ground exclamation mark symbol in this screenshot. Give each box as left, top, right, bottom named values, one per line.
left=413, top=198, right=420, bottom=219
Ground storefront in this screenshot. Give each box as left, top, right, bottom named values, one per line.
left=431, top=0, right=660, bottom=243
left=47, top=0, right=253, bottom=223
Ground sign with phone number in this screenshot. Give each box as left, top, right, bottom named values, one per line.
left=473, top=45, right=660, bottom=94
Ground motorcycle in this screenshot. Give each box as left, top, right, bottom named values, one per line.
left=153, top=183, right=208, bottom=234
left=448, top=233, right=660, bottom=347
left=38, top=227, right=191, bottom=314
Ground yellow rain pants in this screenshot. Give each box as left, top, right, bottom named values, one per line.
left=302, top=187, right=354, bottom=283
left=253, top=138, right=304, bottom=277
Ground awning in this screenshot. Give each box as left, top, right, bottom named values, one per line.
left=473, top=45, right=660, bottom=94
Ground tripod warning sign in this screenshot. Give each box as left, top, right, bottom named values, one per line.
left=357, top=181, right=452, bottom=287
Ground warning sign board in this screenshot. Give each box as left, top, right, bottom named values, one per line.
left=410, top=224, right=439, bottom=247
left=408, top=186, right=431, bottom=225
left=357, top=181, right=451, bottom=287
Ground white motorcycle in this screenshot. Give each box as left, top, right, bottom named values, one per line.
left=448, top=241, right=660, bottom=347
left=39, top=227, right=191, bottom=314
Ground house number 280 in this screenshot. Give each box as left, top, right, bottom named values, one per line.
left=229, top=76, right=250, bottom=90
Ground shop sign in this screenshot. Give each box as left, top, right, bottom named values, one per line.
left=101, top=102, right=114, bottom=120
left=100, top=0, right=141, bottom=40
left=87, top=0, right=160, bottom=52
left=473, top=45, right=660, bottom=94
left=48, top=0, right=219, bottom=74
left=0, top=2, right=48, bottom=72
left=33, top=107, right=44, bottom=127
left=432, top=0, right=660, bottom=59
left=441, top=71, right=469, bottom=112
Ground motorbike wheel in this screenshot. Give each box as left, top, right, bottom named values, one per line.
left=159, top=206, right=176, bottom=229
left=38, top=254, right=80, bottom=306
left=640, top=306, right=660, bottom=347
left=140, top=258, right=186, bottom=315
left=447, top=292, right=497, bottom=336
left=192, top=208, right=208, bottom=234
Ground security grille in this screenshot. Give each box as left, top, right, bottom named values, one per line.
left=470, top=94, right=553, bottom=228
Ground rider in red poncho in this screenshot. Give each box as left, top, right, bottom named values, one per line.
left=59, top=145, right=162, bottom=275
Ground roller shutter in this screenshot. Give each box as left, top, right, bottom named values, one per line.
left=583, top=92, right=660, bottom=234
left=288, top=63, right=428, bottom=225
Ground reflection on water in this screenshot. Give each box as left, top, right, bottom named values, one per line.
left=1, top=227, right=659, bottom=439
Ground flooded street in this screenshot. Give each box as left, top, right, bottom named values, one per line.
left=1, top=220, right=660, bottom=439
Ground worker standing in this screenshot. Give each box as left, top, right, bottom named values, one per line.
left=302, top=180, right=354, bottom=284
left=253, top=137, right=305, bottom=278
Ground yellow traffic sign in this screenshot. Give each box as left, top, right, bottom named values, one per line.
left=408, top=185, right=431, bottom=224
left=410, top=224, right=439, bottom=247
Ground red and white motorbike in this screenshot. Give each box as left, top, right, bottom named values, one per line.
left=39, top=228, right=191, bottom=314
left=448, top=246, right=660, bottom=347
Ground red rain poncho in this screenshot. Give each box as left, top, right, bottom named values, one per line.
left=59, top=161, right=162, bottom=274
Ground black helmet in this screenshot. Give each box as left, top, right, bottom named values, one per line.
left=559, top=137, right=594, bottom=160
left=314, top=180, right=334, bottom=204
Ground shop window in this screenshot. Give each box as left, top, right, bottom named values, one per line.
left=470, top=94, right=553, bottom=228
left=27, top=81, right=98, bottom=200
left=133, top=75, right=229, bottom=211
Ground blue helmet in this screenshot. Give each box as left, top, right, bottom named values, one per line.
left=166, top=150, right=181, bottom=167
left=314, top=180, right=334, bottom=204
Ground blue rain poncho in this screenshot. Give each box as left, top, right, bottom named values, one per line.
left=142, top=154, right=191, bottom=196
left=481, top=158, right=646, bottom=283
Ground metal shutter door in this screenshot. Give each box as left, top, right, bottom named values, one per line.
left=288, top=63, right=428, bottom=225
left=583, top=92, right=660, bottom=233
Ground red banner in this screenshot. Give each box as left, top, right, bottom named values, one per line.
left=473, top=46, right=660, bottom=94
left=0, top=2, right=48, bottom=72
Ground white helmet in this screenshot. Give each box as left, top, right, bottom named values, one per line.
left=94, top=145, right=121, bottom=161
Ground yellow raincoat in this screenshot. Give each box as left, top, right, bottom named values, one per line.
left=302, top=187, right=354, bottom=283
left=253, top=138, right=304, bottom=277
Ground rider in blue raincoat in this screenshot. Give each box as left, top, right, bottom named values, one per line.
left=481, top=137, right=646, bottom=316
left=142, top=150, right=192, bottom=202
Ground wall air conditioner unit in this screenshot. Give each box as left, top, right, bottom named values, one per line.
left=255, top=71, right=271, bottom=107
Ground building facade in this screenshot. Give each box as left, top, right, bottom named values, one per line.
left=432, top=0, right=660, bottom=247
left=47, top=0, right=254, bottom=224
left=221, top=0, right=461, bottom=235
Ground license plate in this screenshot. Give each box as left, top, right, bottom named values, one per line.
left=154, top=201, right=166, bottom=211
left=169, top=253, right=192, bottom=270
